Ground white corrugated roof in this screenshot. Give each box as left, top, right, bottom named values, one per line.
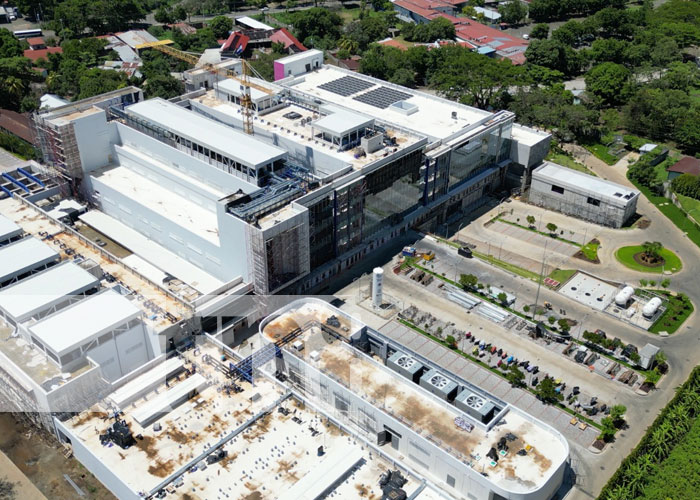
left=235, top=16, right=274, bottom=31
left=312, top=111, right=374, bottom=137
left=125, top=98, right=286, bottom=168
left=0, top=214, right=21, bottom=241
left=79, top=210, right=224, bottom=294
left=131, top=373, right=208, bottom=426
left=108, top=357, right=184, bottom=408
left=0, top=262, right=99, bottom=322
left=29, top=289, right=142, bottom=356
left=0, top=237, right=59, bottom=284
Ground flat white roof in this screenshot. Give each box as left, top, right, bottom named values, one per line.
left=0, top=237, right=59, bottom=284
left=93, top=164, right=220, bottom=245
left=29, top=289, right=142, bottom=356
left=216, top=76, right=279, bottom=102
left=511, top=123, right=551, bottom=147
left=283, top=65, right=492, bottom=140
left=534, top=162, right=639, bottom=204
left=235, top=15, right=274, bottom=31
left=312, top=110, right=374, bottom=137
left=277, top=49, right=323, bottom=65
left=108, top=357, right=185, bottom=409
left=0, top=214, right=22, bottom=241
left=131, top=372, right=208, bottom=427
left=125, top=98, right=286, bottom=168
left=79, top=211, right=224, bottom=294
left=0, top=262, right=99, bottom=322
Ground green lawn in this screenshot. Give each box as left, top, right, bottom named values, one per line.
left=676, top=194, right=700, bottom=224
left=627, top=174, right=700, bottom=250
left=615, top=245, right=682, bottom=273
left=649, top=292, right=694, bottom=335
left=548, top=269, right=576, bottom=284
left=497, top=218, right=582, bottom=247
left=546, top=152, right=596, bottom=176
left=584, top=143, right=619, bottom=165
left=580, top=240, right=600, bottom=261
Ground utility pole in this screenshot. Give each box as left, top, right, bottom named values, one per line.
left=533, top=239, right=548, bottom=322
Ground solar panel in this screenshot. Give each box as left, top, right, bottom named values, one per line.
left=353, top=86, right=412, bottom=109
left=318, top=76, right=374, bottom=97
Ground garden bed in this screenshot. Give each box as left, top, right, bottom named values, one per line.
left=615, top=245, right=682, bottom=273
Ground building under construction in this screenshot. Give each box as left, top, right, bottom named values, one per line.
left=30, top=53, right=551, bottom=298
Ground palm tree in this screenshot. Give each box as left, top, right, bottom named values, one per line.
left=338, top=36, right=359, bottom=54
left=641, top=241, right=663, bottom=262
left=5, top=76, right=25, bottom=97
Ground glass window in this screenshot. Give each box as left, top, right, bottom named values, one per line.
left=551, top=185, right=565, bottom=194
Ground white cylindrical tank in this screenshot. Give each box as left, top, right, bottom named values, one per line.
left=372, top=267, right=384, bottom=307
left=615, top=286, right=635, bottom=306
left=642, top=297, right=663, bottom=318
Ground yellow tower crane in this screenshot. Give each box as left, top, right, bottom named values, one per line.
left=135, top=40, right=273, bottom=135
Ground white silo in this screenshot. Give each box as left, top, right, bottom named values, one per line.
left=615, top=286, right=635, bottom=307
left=642, top=297, right=662, bottom=318
left=372, top=267, right=384, bottom=307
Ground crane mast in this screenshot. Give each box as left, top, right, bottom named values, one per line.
left=136, top=40, right=272, bottom=135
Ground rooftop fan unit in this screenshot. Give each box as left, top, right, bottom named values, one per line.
left=455, top=389, right=497, bottom=423
left=419, top=368, right=458, bottom=401
left=430, top=374, right=450, bottom=389
left=387, top=350, right=424, bottom=382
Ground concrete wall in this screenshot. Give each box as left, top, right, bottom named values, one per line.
left=188, top=100, right=352, bottom=179
left=54, top=419, right=142, bottom=500
left=273, top=50, right=324, bottom=81
left=116, top=123, right=258, bottom=196
left=86, top=323, right=151, bottom=382
left=529, top=175, right=637, bottom=228
left=73, top=111, right=119, bottom=173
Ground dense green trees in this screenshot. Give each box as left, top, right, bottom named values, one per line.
left=290, top=8, right=343, bottom=49
left=524, top=39, right=582, bottom=76
left=672, top=175, right=700, bottom=202
left=528, top=0, right=625, bottom=22
left=498, top=1, right=527, bottom=25
left=530, top=24, right=549, bottom=40
left=401, top=17, right=455, bottom=43
left=209, top=16, right=234, bottom=40
left=584, top=62, right=631, bottom=107
left=0, top=29, right=23, bottom=58
left=51, top=0, right=145, bottom=35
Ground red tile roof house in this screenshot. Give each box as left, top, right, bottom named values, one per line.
left=23, top=37, right=62, bottom=63
left=269, top=28, right=307, bottom=54
left=392, top=0, right=528, bottom=64
left=667, top=156, right=700, bottom=180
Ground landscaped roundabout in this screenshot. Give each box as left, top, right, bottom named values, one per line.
left=615, top=241, right=682, bottom=273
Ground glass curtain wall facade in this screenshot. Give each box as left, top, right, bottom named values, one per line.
left=363, top=149, right=424, bottom=238
left=447, top=121, right=512, bottom=191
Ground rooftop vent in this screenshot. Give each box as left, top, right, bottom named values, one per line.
left=455, top=389, right=497, bottom=423
left=387, top=350, right=424, bottom=382
left=419, top=368, right=458, bottom=401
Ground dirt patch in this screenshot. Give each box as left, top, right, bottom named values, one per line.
left=71, top=411, right=108, bottom=427
left=244, top=414, right=272, bottom=441
left=633, top=252, right=664, bottom=268
left=636, top=218, right=651, bottom=229
left=240, top=491, right=263, bottom=500
left=168, top=427, right=196, bottom=445
left=218, top=452, right=239, bottom=471
left=356, top=483, right=379, bottom=499
left=134, top=434, right=159, bottom=460
left=0, top=412, right=116, bottom=500
left=148, top=459, right=175, bottom=478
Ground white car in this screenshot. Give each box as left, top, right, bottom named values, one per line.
left=523, top=34, right=530, bottom=40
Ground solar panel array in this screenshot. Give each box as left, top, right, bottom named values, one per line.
left=353, top=86, right=413, bottom=109
left=318, top=76, right=374, bottom=97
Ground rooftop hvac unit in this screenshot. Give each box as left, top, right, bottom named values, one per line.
left=387, top=350, right=424, bottom=383
left=419, top=368, right=458, bottom=401
left=455, top=389, right=496, bottom=423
